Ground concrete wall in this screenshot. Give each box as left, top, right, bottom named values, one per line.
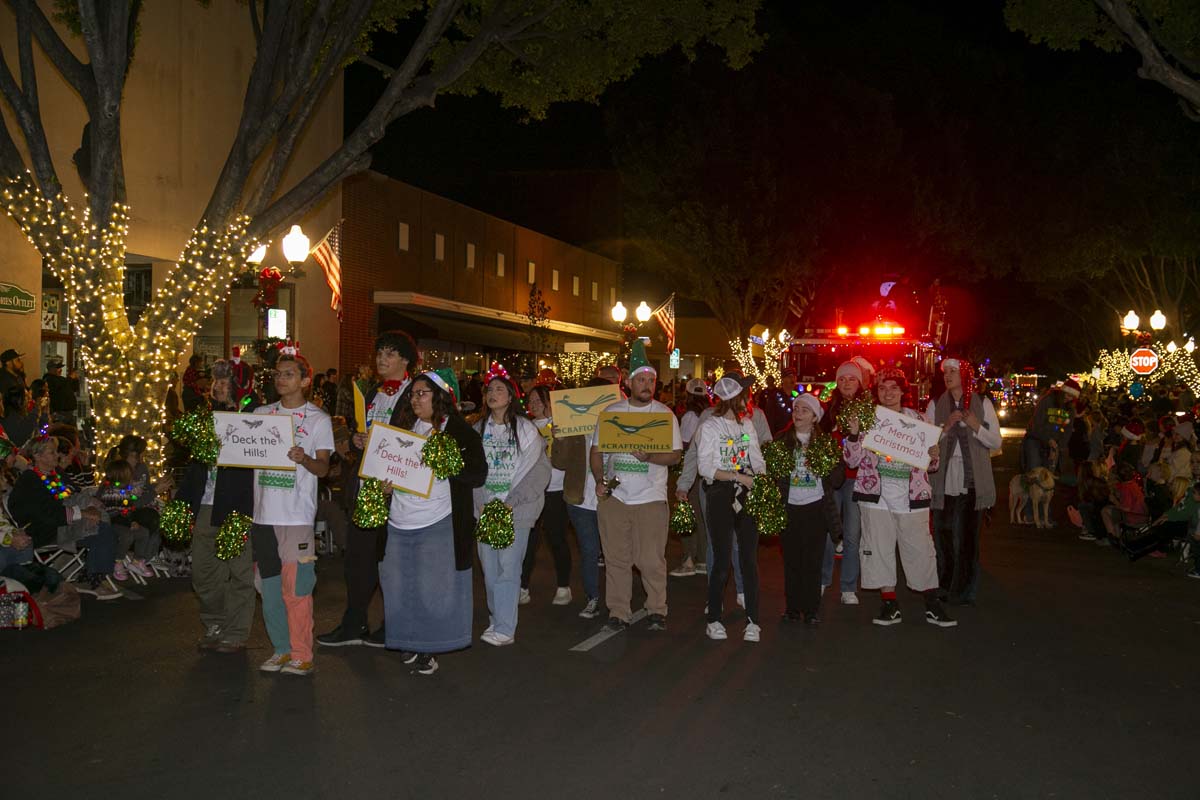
left=0, top=0, right=342, bottom=377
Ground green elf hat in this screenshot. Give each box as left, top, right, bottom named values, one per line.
left=629, top=339, right=656, bottom=379
left=422, top=368, right=461, bottom=405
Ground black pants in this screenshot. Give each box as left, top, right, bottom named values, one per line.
left=783, top=500, right=828, bottom=617
left=250, top=523, right=281, bottom=579
left=1126, top=520, right=1184, bottom=561
left=933, top=491, right=983, bottom=602
left=339, top=522, right=388, bottom=631
left=522, top=491, right=571, bottom=589
left=704, top=481, right=759, bottom=623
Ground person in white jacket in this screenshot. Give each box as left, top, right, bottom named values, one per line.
left=473, top=371, right=550, bottom=646
left=696, top=375, right=768, bottom=643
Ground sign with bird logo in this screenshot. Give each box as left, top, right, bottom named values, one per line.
left=597, top=412, right=676, bottom=453
left=550, top=385, right=621, bottom=437
left=215, top=411, right=296, bottom=469
left=861, top=405, right=942, bottom=471
left=358, top=422, right=435, bottom=497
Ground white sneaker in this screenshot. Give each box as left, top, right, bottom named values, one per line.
left=552, top=587, right=572, bottom=605
left=820, top=584, right=829, bottom=594
left=258, top=653, right=290, bottom=673
left=480, top=630, right=515, bottom=646
left=736, top=593, right=745, bottom=609
left=518, top=588, right=531, bottom=605
left=840, top=591, right=859, bottom=605
left=669, top=559, right=696, bottom=577
left=743, top=621, right=761, bottom=642
left=578, top=598, right=600, bottom=619
left=705, top=621, right=728, bottom=640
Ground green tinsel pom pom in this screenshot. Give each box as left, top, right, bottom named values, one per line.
left=762, top=440, right=792, bottom=481
left=215, top=511, right=252, bottom=561
left=837, top=393, right=877, bottom=436
left=669, top=500, right=696, bottom=536
left=160, top=500, right=194, bottom=547
left=420, top=431, right=464, bottom=480
left=353, top=477, right=389, bottom=528
left=747, top=475, right=786, bottom=536
left=171, top=408, right=221, bottom=465
left=805, top=430, right=842, bottom=479
left=475, top=499, right=515, bottom=549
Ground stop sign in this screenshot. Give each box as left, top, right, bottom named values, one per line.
left=1130, top=347, right=1159, bottom=375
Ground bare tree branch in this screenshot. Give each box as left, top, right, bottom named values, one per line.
left=15, top=0, right=96, bottom=107
left=0, top=31, right=59, bottom=194
left=1095, top=0, right=1200, bottom=112
left=250, top=0, right=262, bottom=45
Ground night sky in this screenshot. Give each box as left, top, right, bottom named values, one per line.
left=345, top=0, right=1196, bottom=375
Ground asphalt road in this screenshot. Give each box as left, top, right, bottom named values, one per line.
left=4, top=435, right=1198, bottom=799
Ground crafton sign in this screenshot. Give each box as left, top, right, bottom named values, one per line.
left=0, top=282, right=36, bottom=315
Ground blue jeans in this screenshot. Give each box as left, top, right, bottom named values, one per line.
left=1021, top=434, right=1045, bottom=471
left=566, top=504, right=601, bottom=600
left=80, top=524, right=117, bottom=576
left=477, top=526, right=531, bottom=638
left=701, top=481, right=743, bottom=593
left=822, top=480, right=860, bottom=591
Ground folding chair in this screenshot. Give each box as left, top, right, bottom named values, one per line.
left=35, top=543, right=86, bottom=582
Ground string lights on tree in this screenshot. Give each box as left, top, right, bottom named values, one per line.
left=728, top=328, right=788, bottom=385
left=1, top=173, right=258, bottom=467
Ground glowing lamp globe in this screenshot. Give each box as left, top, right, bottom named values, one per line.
left=247, top=243, right=268, bottom=265
left=1121, top=310, right=1139, bottom=331
left=635, top=301, right=652, bottom=323
left=611, top=301, right=627, bottom=323
left=282, top=224, right=310, bottom=264
left=1150, top=309, right=1167, bottom=331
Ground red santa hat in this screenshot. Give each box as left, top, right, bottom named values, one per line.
left=1061, top=378, right=1081, bottom=398
left=1121, top=420, right=1145, bottom=440
left=835, top=361, right=864, bottom=384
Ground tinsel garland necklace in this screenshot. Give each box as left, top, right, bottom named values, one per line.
left=33, top=467, right=72, bottom=501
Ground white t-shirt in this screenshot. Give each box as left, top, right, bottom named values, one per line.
left=787, top=431, right=825, bottom=506
left=535, top=417, right=565, bottom=492
left=478, top=415, right=543, bottom=505
left=253, top=400, right=334, bottom=526
left=200, top=466, right=218, bottom=507
left=590, top=398, right=682, bottom=506
left=680, top=410, right=702, bottom=445
left=366, top=382, right=408, bottom=428
left=389, top=418, right=452, bottom=529
left=923, top=396, right=1002, bottom=497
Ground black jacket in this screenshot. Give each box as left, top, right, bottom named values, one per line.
left=443, top=413, right=487, bottom=570
left=173, top=400, right=258, bottom=527
left=8, top=468, right=69, bottom=547
left=775, top=431, right=847, bottom=544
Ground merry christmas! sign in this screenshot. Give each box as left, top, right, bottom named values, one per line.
left=861, top=406, right=942, bottom=471
left=359, top=422, right=435, bottom=497
left=215, top=412, right=296, bottom=469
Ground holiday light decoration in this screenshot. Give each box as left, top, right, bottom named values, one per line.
left=727, top=331, right=786, bottom=386
left=669, top=499, right=696, bottom=536
left=1091, top=346, right=1200, bottom=396
left=556, top=351, right=613, bottom=388
left=1, top=173, right=261, bottom=473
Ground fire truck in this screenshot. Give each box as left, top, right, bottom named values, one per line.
left=781, top=280, right=948, bottom=402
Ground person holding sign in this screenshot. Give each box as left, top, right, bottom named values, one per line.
left=843, top=367, right=957, bottom=628
left=696, top=375, right=767, bottom=643
left=779, top=394, right=845, bottom=625
left=174, top=361, right=258, bottom=652
left=253, top=354, right=334, bottom=676
left=472, top=368, right=550, bottom=646
left=318, top=330, right=416, bottom=649
left=589, top=341, right=682, bottom=632
left=379, top=369, right=486, bottom=675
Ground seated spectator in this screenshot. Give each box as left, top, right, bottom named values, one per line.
left=1, top=384, right=35, bottom=449
left=1075, top=461, right=1111, bottom=543
left=1102, top=462, right=1149, bottom=545
left=97, top=456, right=160, bottom=580
left=7, top=436, right=120, bottom=599
left=1126, top=479, right=1198, bottom=561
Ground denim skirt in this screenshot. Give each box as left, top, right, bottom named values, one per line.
left=380, top=515, right=472, bottom=653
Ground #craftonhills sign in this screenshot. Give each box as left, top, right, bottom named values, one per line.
left=0, top=282, right=35, bottom=314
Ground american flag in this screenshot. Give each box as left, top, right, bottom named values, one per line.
left=312, top=221, right=343, bottom=320
left=652, top=294, right=675, bottom=353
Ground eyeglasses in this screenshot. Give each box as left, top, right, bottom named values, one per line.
left=412, top=389, right=433, bottom=398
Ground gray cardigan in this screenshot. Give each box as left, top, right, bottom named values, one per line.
left=472, top=443, right=551, bottom=530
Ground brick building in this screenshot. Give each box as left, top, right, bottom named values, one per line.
left=339, top=171, right=622, bottom=377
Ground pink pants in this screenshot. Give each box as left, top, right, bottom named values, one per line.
left=275, top=525, right=315, bottom=663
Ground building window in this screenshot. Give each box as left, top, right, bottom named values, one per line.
left=609, top=286, right=616, bottom=306
left=497, top=253, right=505, bottom=276
left=572, top=276, right=580, bottom=296
left=527, top=260, right=536, bottom=284
left=551, top=269, right=559, bottom=291
left=466, top=242, right=476, bottom=270
left=398, top=221, right=410, bottom=252
left=434, top=233, right=445, bottom=262
left=591, top=281, right=599, bottom=301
